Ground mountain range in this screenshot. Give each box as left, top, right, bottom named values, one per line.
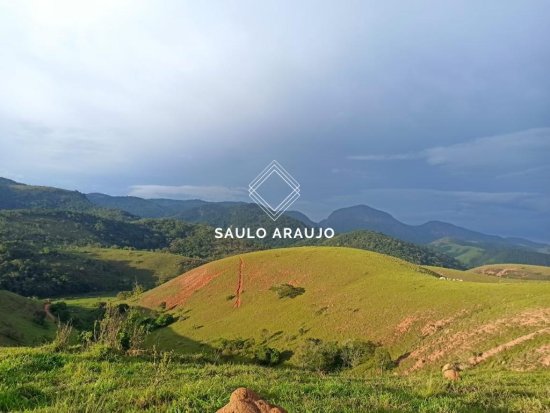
left=1, top=177, right=549, bottom=268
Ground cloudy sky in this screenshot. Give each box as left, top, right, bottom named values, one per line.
left=0, top=1, right=549, bottom=241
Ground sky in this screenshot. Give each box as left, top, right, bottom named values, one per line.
left=0, top=1, right=549, bottom=241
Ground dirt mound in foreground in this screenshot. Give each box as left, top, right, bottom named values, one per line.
left=216, top=388, right=287, bottom=413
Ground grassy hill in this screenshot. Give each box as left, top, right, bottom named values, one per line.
left=0, top=244, right=203, bottom=297
left=471, top=264, right=550, bottom=281
left=0, top=178, right=93, bottom=211
left=139, top=247, right=550, bottom=373
left=430, top=238, right=550, bottom=268
left=0, top=291, right=55, bottom=346
left=311, top=230, right=463, bottom=268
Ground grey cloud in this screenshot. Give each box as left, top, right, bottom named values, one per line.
left=128, top=185, right=247, bottom=202
left=0, top=1, right=549, bottom=241
left=349, top=128, right=550, bottom=173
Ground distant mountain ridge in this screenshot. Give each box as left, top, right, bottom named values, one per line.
left=1, top=177, right=548, bottom=268
left=0, top=178, right=93, bottom=211
left=319, top=204, right=548, bottom=250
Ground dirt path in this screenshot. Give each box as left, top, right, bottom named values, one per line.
left=234, top=257, right=244, bottom=308
left=43, top=303, right=57, bottom=322
left=469, top=327, right=550, bottom=366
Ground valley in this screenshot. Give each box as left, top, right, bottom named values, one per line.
left=0, top=177, right=548, bottom=412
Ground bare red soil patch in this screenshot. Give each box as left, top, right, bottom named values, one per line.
left=405, top=308, right=550, bottom=372
left=140, top=266, right=223, bottom=309
left=233, top=257, right=244, bottom=308
left=469, top=327, right=550, bottom=366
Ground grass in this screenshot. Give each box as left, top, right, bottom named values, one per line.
left=0, top=291, right=55, bottom=346
left=0, top=346, right=548, bottom=412
left=424, top=266, right=513, bottom=283
left=470, top=264, right=550, bottom=281
left=67, top=246, right=203, bottom=288
left=138, top=247, right=550, bottom=373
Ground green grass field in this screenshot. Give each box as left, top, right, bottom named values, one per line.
left=0, top=346, right=548, bottom=413
left=0, top=291, right=55, bottom=346
left=138, top=247, right=550, bottom=374
left=2, top=246, right=549, bottom=412
left=68, top=247, right=204, bottom=289
left=471, top=264, right=550, bottom=281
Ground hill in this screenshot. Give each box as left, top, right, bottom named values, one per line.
left=312, top=230, right=463, bottom=268
left=86, top=193, right=209, bottom=218
left=430, top=238, right=550, bottom=268
left=471, top=264, right=550, bottom=281
left=87, top=192, right=313, bottom=231
left=0, top=211, right=256, bottom=297
left=139, top=247, right=550, bottom=372
left=0, top=243, right=202, bottom=297
left=321, top=205, right=549, bottom=249
left=0, top=210, right=162, bottom=249
left=0, top=290, right=55, bottom=346
left=0, top=178, right=93, bottom=211
left=0, top=210, right=255, bottom=258
left=2, top=177, right=548, bottom=268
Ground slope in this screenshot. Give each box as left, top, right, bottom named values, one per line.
left=431, top=238, right=550, bottom=268
left=0, top=244, right=203, bottom=297
left=470, top=264, right=550, bottom=281
left=0, top=178, right=92, bottom=211
left=0, top=290, right=55, bottom=346
left=321, top=205, right=549, bottom=252
left=315, top=230, right=463, bottom=268
left=139, top=247, right=550, bottom=372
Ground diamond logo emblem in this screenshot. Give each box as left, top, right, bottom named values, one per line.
left=249, top=160, right=300, bottom=221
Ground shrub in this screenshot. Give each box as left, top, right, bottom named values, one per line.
left=153, top=313, right=175, bottom=329
left=116, top=291, right=130, bottom=300
left=370, top=347, right=394, bottom=371
left=49, top=302, right=70, bottom=322
left=78, top=330, right=93, bottom=345
left=270, top=284, right=305, bottom=299
left=340, top=340, right=377, bottom=368
left=217, top=338, right=255, bottom=357
left=51, top=323, right=73, bottom=352
left=216, top=338, right=282, bottom=366
left=253, top=345, right=281, bottom=366
left=32, top=310, right=47, bottom=326
left=296, top=338, right=343, bottom=372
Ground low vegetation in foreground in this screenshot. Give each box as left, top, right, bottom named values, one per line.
left=1, top=345, right=548, bottom=413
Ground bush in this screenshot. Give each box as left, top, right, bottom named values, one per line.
left=32, top=310, right=47, bottom=326
left=51, top=323, right=73, bottom=352
left=215, top=338, right=282, bottom=366
left=296, top=338, right=343, bottom=372
left=78, top=330, right=93, bottom=345
left=116, top=291, right=130, bottom=300
left=49, top=302, right=70, bottom=322
left=270, top=284, right=305, bottom=299
left=253, top=345, right=281, bottom=366
left=340, top=340, right=377, bottom=368
left=217, top=338, right=255, bottom=357
left=370, top=347, right=394, bottom=371
left=153, top=313, right=175, bottom=329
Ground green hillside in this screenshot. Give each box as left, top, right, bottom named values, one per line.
left=0, top=244, right=202, bottom=297
left=471, top=264, right=550, bottom=281
left=139, top=247, right=550, bottom=372
left=313, top=230, right=463, bottom=268
left=424, top=266, right=513, bottom=283
left=430, top=238, right=550, bottom=268
left=0, top=291, right=55, bottom=346
left=0, top=210, right=162, bottom=249
left=0, top=178, right=92, bottom=211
